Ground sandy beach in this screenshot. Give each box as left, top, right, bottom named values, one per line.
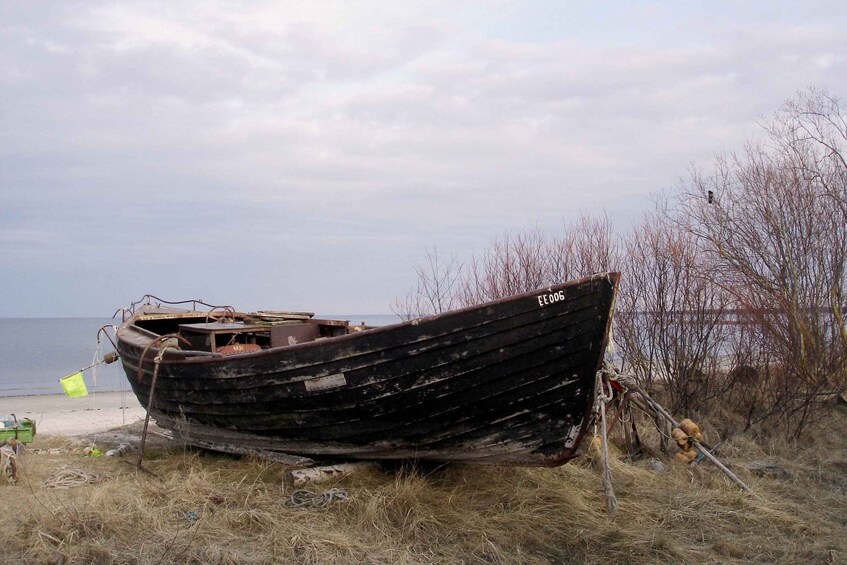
left=0, top=391, right=146, bottom=437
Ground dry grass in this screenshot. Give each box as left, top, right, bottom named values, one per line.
left=2, top=409, right=845, bottom=564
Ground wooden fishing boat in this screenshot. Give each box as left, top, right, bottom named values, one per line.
left=113, top=273, right=620, bottom=466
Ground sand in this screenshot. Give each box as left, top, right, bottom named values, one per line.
left=0, top=391, right=146, bottom=437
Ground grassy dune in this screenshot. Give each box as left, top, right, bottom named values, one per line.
left=2, top=410, right=845, bottom=564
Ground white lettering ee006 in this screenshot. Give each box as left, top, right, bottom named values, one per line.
left=537, top=290, right=565, bottom=307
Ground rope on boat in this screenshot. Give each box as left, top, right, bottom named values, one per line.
left=593, top=370, right=618, bottom=520
left=282, top=488, right=350, bottom=508
left=66, top=349, right=118, bottom=375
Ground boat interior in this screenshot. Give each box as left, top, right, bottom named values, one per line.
left=131, top=309, right=369, bottom=355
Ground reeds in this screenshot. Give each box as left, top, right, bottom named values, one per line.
left=2, top=406, right=845, bottom=564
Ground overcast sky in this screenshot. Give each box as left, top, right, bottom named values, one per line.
left=2, top=1, right=846, bottom=317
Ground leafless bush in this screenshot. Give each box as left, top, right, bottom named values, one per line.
left=396, top=216, right=621, bottom=320
left=676, top=89, right=847, bottom=435
left=724, top=315, right=789, bottom=431
left=391, top=249, right=463, bottom=320
left=547, top=212, right=621, bottom=283
left=615, top=203, right=732, bottom=414
left=458, top=228, right=550, bottom=306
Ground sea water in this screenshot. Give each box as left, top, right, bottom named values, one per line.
left=0, top=315, right=400, bottom=397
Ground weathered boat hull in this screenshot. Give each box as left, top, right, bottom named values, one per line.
left=115, top=273, right=619, bottom=466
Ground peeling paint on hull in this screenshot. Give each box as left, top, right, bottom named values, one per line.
left=115, top=273, right=620, bottom=466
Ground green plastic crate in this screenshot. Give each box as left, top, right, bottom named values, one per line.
left=0, top=418, right=36, bottom=443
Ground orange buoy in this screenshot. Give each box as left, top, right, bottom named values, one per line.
left=680, top=419, right=700, bottom=436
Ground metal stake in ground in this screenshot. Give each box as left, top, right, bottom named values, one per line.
left=135, top=334, right=188, bottom=472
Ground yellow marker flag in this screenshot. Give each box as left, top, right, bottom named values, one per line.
left=59, top=371, right=88, bottom=398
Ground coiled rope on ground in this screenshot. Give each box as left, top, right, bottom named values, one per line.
left=42, top=466, right=109, bottom=489
left=282, top=488, right=349, bottom=508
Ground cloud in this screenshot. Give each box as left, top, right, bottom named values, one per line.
left=1, top=1, right=846, bottom=315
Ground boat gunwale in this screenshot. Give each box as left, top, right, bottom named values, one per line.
left=116, top=272, right=621, bottom=364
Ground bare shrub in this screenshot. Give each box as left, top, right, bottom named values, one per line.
left=615, top=204, right=732, bottom=414
left=392, top=249, right=463, bottom=320
left=458, top=228, right=551, bottom=306
left=547, top=212, right=621, bottom=283
left=677, top=89, right=847, bottom=435
left=397, top=215, right=621, bottom=319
